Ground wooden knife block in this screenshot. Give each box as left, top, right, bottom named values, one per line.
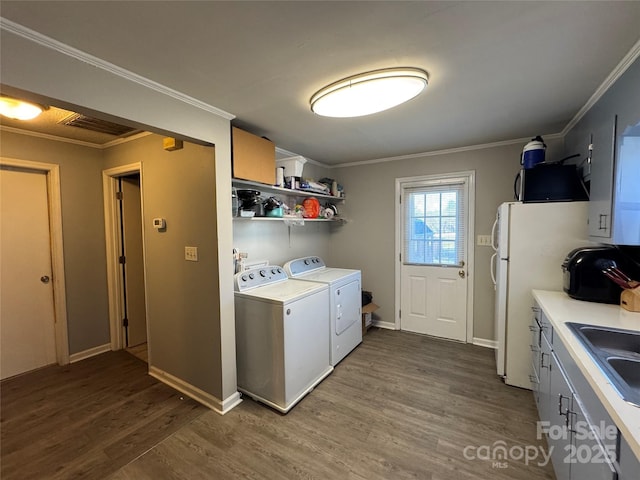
left=620, top=287, right=640, bottom=312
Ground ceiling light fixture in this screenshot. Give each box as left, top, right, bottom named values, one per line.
left=0, top=96, right=45, bottom=120
left=310, top=67, right=428, bottom=118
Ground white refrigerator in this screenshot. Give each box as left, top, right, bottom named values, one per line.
left=491, top=201, right=589, bottom=389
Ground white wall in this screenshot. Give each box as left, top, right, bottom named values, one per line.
left=232, top=160, right=335, bottom=267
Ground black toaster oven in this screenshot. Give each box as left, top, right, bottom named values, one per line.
left=562, top=246, right=639, bottom=304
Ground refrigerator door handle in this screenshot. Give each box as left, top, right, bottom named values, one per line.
left=491, top=215, right=499, bottom=251
left=490, top=252, right=497, bottom=289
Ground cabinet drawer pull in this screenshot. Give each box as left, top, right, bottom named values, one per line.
left=558, top=394, right=571, bottom=416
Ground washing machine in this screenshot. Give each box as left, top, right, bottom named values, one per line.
left=234, top=265, right=332, bottom=413
left=283, top=256, right=362, bottom=366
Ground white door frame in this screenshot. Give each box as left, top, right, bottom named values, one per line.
left=394, top=170, right=476, bottom=342
left=102, top=163, right=146, bottom=351
left=0, top=157, right=70, bottom=365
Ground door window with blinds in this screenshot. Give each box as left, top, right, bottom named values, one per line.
left=403, top=180, right=467, bottom=266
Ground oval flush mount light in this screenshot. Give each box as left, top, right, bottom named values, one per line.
left=310, top=67, right=428, bottom=118
left=0, top=96, right=45, bottom=120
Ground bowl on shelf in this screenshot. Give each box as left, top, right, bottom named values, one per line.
left=265, top=206, right=284, bottom=218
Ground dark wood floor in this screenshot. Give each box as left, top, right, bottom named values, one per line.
left=1, top=329, right=554, bottom=480
left=0, top=350, right=205, bottom=480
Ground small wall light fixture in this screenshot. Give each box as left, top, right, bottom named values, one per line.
left=310, top=67, right=428, bottom=118
left=0, top=96, right=45, bottom=120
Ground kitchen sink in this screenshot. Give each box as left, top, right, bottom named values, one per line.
left=567, top=323, right=640, bottom=407
left=578, top=327, right=640, bottom=356
left=607, top=358, right=640, bottom=390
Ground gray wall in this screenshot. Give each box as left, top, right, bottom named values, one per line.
left=0, top=130, right=110, bottom=353
left=330, top=137, right=564, bottom=341
left=103, top=134, right=230, bottom=398
left=1, top=26, right=238, bottom=405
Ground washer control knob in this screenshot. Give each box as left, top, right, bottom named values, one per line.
left=304, top=259, right=310, bottom=265
left=241, top=275, right=247, bottom=282
left=248, top=273, right=255, bottom=280
left=259, top=270, right=266, bottom=277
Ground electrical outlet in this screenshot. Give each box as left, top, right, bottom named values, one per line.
left=477, top=235, right=493, bottom=247
left=185, top=246, right=198, bottom=262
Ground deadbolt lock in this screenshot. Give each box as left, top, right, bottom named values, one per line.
left=458, top=270, right=466, bottom=278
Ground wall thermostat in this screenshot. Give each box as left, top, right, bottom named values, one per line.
left=152, top=218, right=166, bottom=230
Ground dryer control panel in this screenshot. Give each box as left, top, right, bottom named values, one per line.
left=235, top=266, right=287, bottom=291
left=283, top=256, right=326, bottom=276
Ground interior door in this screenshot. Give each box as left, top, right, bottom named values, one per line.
left=0, top=167, right=57, bottom=379
left=120, top=174, right=147, bottom=347
left=399, top=177, right=469, bottom=341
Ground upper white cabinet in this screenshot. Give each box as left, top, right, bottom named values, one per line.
left=587, top=114, right=617, bottom=239
left=565, top=58, right=640, bottom=245
left=611, top=111, right=640, bottom=245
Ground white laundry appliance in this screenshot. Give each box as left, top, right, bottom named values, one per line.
left=283, top=256, right=362, bottom=366
left=491, top=201, right=589, bottom=389
left=234, top=266, right=332, bottom=413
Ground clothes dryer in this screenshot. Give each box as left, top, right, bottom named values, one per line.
left=283, top=256, right=362, bottom=366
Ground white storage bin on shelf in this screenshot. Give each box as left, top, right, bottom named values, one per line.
left=276, top=156, right=307, bottom=178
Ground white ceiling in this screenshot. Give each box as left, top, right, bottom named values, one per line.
left=1, top=1, right=640, bottom=165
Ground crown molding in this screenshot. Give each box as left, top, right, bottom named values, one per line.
left=1, top=17, right=235, bottom=121
left=333, top=133, right=564, bottom=169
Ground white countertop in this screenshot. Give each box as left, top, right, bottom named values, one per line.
left=532, top=290, right=640, bottom=461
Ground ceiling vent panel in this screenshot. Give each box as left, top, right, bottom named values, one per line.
left=58, top=113, right=138, bottom=137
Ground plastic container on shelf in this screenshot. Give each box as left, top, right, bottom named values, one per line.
left=276, top=156, right=307, bottom=178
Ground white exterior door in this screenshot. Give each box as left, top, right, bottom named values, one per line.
left=0, top=167, right=57, bottom=379
left=398, top=174, right=472, bottom=341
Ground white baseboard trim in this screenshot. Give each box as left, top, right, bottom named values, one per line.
left=473, top=337, right=497, bottom=349
left=371, top=320, right=397, bottom=330
left=69, top=343, right=111, bottom=363
left=149, top=366, right=242, bottom=415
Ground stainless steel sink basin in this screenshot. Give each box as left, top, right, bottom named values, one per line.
left=607, top=358, right=640, bottom=390
left=579, top=327, right=640, bottom=356
left=567, top=323, right=640, bottom=407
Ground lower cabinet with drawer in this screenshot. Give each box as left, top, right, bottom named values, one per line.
left=531, top=302, right=619, bottom=480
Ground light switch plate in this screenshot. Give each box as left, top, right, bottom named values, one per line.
left=477, top=235, right=493, bottom=246
left=185, top=246, right=198, bottom=261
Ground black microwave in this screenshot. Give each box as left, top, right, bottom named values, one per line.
left=522, top=164, right=588, bottom=203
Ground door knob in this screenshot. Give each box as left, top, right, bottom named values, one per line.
left=40, top=275, right=50, bottom=284
left=458, top=270, right=466, bottom=278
